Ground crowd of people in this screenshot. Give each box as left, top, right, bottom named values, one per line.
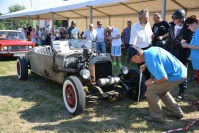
left=18, top=8, right=199, bottom=123
left=126, top=9, right=199, bottom=123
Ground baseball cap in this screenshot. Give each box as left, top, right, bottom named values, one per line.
left=71, top=21, right=76, bottom=25
left=97, top=21, right=102, bottom=25
left=126, top=47, right=139, bottom=63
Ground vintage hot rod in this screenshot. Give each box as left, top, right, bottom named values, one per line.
left=16, top=39, right=146, bottom=115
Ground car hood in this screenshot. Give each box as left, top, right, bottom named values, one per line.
left=0, top=40, right=35, bottom=46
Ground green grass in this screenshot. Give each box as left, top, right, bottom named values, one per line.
left=0, top=56, right=199, bottom=133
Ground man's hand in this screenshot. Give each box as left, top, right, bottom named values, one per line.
left=157, top=36, right=163, bottom=40
left=139, top=64, right=146, bottom=73
left=181, top=39, right=188, bottom=48
left=145, top=79, right=154, bottom=87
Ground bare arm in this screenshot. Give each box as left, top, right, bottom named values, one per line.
left=65, top=34, right=69, bottom=39
left=113, top=34, right=121, bottom=39
left=181, top=40, right=199, bottom=50
left=157, top=33, right=169, bottom=40
left=185, top=44, right=199, bottom=49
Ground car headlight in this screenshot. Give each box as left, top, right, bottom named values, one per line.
left=80, top=69, right=90, bottom=79
left=120, top=66, right=129, bottom=75
left=29, top=46, right=32, bottom=49
left=3, top=46, right=7, bottom=50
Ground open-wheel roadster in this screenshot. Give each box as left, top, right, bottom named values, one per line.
left=16, top=39, right=146, bottom=115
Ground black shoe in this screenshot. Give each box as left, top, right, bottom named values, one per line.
left=165, top=113, right=183, bottom=119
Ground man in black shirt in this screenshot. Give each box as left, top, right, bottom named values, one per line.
left=152, top=13, right=170, bottom=47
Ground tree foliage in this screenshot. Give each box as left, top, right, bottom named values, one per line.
left=9, top=4, right=28, bottom=30
left=0, top=4, right=28, bottom=30
left=8, top=4, right=25, bottom=13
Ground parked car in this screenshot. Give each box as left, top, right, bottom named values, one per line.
left=0, top=30, right=35, bottom=58
left=16, top=39, right=146, bottom=115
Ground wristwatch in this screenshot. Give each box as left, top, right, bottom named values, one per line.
left=151, top=79, right=154, bottom=84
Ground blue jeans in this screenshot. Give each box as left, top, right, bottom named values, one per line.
left=96, top=42, right=106, bottom=53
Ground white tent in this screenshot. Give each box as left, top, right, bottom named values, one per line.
left=0, top=0, right=199, bottom=31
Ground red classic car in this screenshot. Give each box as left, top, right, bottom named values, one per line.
left=0, top=30, right=35, bottom=57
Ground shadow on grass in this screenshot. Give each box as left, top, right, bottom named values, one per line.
left=0, top=73, right=198, bottom=132
left=31, top=102, right=198, bottom=132
left=0, top=74, right=73, bottom=121
left=0, top=58, right=199, bottom=132
left=0, top=56, right=17, bottom=61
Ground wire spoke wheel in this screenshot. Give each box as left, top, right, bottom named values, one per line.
left=63, top=76, right=86, bottom=115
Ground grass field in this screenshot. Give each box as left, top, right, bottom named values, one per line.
left=0, top=57, right=199, bottom=133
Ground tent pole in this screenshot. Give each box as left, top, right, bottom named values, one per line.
left=27, top=15, right=30, bottom=25
left=89, top=6, right=92, bottom=23
left=11, top=18, right=13, bottom=30
left=109, top=15, right=111, bottom=26
left=51, top=12, right=54, bottom=29
left=161, top=0, right=166, bottom=20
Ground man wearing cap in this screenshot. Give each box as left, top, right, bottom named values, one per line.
left=95, top=21, right=106, bottom=53
left=66, top=21, right=80, bottom=39
left=129, top=9, right=153, bottom=80
left=127, top=46, right=186, bottom=123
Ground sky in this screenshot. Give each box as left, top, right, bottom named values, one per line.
left=0, top=0, right=64, bottom=14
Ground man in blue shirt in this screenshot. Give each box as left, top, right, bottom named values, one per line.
left=127, top=47, right=187, bottom=123
left=66, top=21, right=80, bottom=39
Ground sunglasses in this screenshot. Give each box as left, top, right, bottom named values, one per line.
left=172, top=15, right=179, bottom=19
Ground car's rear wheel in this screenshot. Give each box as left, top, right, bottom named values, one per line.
left=122, top=69, right=147, bottom=101
left=17, top=57, right=28, bottom=80
left=63, top=76, right=86, bottom=115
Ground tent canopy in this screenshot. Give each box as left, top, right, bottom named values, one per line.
left=1, top=0, right=198, bottom=20
left=0, top=0, right=199, bottom=31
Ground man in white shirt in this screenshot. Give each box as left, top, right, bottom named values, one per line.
left=82, top=23, right=97, bottom=42
left=95, top=21, right=106, bottom=53
left=106, top=26, right=122, bottom=66
left=129, top=9, right=153, bottom=80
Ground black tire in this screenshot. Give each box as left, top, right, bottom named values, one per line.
left=16, top=57, right=28, bottom=80
left=122, top=69, right=147, bottom=101
left=63, top=76, right=86, bottom=115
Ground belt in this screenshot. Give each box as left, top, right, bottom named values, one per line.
left=141, top=45, right=150, bottom=50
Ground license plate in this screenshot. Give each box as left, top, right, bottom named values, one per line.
left=13, top=53, right=25, bottom=57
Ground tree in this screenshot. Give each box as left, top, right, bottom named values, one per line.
left=8, top=4, right=25, bottom=13
left=0, top=13, right=8, bottom=30
left=8, top=4, right=27, bottom=30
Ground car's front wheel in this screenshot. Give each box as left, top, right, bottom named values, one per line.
left=17, top=57, right=28, bottom=80
left=63, top=76, right=86, bottom=115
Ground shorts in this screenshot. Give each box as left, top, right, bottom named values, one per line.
left=111, top=45, right=121, bottom=56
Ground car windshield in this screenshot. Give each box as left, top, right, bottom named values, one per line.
left=0, top=31, right=26, bottom=40
left=53, top=39, right=95, bottom=52
left=68, top=39, right=93, bottom=49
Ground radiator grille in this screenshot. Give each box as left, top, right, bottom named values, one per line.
left=95, top=61, right=112, bottom=81
left=10, top=46, right=27, bottom=50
